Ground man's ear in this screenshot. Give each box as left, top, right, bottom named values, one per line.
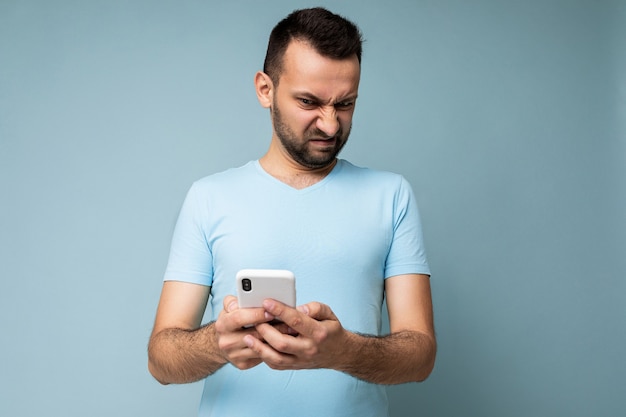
left=254, top=71, right=274, bottom=108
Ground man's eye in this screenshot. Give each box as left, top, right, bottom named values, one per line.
left=300, top=98, right=315, bottom=106
left=336, top=101, right=354, bottom=109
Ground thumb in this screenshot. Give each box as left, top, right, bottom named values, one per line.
left=223, top=295, right=238, bottom=312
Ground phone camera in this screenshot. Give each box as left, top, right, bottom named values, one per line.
left=242, top=278, right=252, bottom=292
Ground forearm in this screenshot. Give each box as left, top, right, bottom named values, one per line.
left=148, top=321, right=227, bottom=385
left=336, top=330, right=436, bottom=385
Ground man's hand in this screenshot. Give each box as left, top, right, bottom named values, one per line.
left=243, top=299, right=350, bottom=371
left=214, top=295, right=276, bottom=370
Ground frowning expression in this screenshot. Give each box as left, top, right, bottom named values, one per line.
left=269, top=41, right=360, bottom=169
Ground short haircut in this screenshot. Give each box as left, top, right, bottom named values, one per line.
left=263, top=7, right=363, bottom=84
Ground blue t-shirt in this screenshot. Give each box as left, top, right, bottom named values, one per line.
left=164, top=159, right=430, bottom=416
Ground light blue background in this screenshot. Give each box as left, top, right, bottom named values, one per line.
left=1, top=1, right=624, bottom=416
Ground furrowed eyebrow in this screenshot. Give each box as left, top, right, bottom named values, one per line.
left=293, top=92, right=358, bottom=105
left=336, top=96, right=358, bottom=104
left=295, top=92, right=322, bottom=103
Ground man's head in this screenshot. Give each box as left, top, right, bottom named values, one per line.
left=256, top=8, right=362, bottom=170
left=263, top=7, right=363, bottom=85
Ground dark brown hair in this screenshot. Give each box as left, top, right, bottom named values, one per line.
left=263, top=7, right=363, bottom=84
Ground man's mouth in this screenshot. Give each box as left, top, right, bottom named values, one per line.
left=309, top=137, right=337, bottom=145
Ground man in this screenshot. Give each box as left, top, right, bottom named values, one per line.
left=148, top=7, right=435, bottom=416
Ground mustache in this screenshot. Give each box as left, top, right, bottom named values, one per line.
left=305, top=128, right=343, bottom=140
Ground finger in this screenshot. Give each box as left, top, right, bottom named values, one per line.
left=224, top=336, right=265, bottom=370
left=297, top=302, right=338, bottom=321
left=271, top=322, right=299, bottom=336
left=224, top=295, right=277, bottom=328
left=263, top=300, right=337, bottom=339
left=215, top=324, right=265, bottom=359
left=243, top=334, right=297, bottom=370
left=255, top=322, right=307, bottom=356
left=217, top=307, right=273, bottom=332
left=232, top=358, right=263, bottom=371
left=262, top=299, right=319, bottom=337
left=223, top=295, right=238, bottom=312
left=235, top=308, right=274, bottom=329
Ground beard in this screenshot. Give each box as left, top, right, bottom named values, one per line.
left=272, top=101, right=350, bottom=169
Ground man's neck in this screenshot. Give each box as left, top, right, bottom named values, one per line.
left=258, top=152, right=337, bottom=190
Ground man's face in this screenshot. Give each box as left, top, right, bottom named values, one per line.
left=270, top=41, right=360, bottom=170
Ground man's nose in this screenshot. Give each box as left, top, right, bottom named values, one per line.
left=316, top=107, right=340, bottom=137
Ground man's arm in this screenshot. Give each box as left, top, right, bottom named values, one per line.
left=344, top=273, right=436, bottom=383
left=147, top=281, right=272, bottom=385
left=244, top=273, right=436, bottom=384
left=148, top=281, right=224, bottom=384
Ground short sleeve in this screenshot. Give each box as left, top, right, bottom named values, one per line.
left=384, top=177, right=431, bottom=278
left=163, top=183, right=214, bottom=286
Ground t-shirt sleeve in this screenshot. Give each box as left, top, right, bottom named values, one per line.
left=163, top=183, right=214, bottom=286
left=384, top=176, right=431, bottom=278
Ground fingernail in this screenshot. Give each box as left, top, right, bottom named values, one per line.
left=227, top=301, right=237, bottom=312
left=297, top=305, right=309, bottom=315
left=264, top=312, right=274, bottom=320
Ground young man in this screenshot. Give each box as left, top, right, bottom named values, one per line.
left=148, top=7, right=436, bottom=416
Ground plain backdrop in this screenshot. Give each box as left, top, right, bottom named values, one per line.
left=1, top=1, right=624, bottom=416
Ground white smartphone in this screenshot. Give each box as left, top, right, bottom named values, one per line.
left=236, top=269, right=296, bottom=308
